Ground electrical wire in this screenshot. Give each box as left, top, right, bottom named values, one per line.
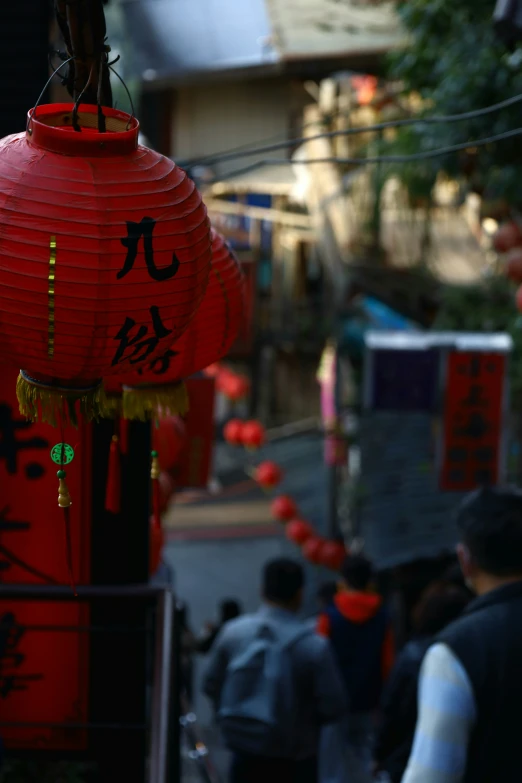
left=205, top=125, right=522, bottom=185
left=187, top=92, right=522, bottom=171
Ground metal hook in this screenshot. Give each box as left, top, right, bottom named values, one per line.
left=27, top=56, right=75, bottom=135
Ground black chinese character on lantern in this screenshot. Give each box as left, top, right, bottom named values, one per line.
left=112, top=306, right=173, bottom=367
left=117, top=217, right=181, bottom=282
left=136, top=348, right=179, bottom=377
left=0, top=612, right=43, bottom=699
left=0, top=505, right=30, bottom=574
left=0, top=404, right=48, bottom=479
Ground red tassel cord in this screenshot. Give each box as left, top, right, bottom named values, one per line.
left=105, top=434, right=121, bottom=514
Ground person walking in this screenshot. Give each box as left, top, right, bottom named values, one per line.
left=317, top=553, right=394, bottom=776
left=203, top=558, right=347, bottom=783
left=402, top=486, right=522, bottom=783
left=374, top=580, right=470, bottom=782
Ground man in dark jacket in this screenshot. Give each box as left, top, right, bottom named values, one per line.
left=318, top=554, right=394, bottom=774
left=402, top=486, right=522, bottom=783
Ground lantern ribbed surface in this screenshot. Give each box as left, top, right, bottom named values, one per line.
left=0, top=104, right=211, bottom=420
left=105, top=229, right=245, bottom=419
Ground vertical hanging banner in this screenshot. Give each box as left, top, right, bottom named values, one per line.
left=0, top=365, right=91, bottom=750
left=440, top=351, right=507, bottom=491
left=172, top=377, right=216, bottom=488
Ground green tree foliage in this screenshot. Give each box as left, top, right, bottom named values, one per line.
left=388, top=0, right=522, bottom=204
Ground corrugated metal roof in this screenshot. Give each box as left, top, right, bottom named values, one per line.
left=120, top=0, right=278, bottom=82
left=266, top=0, right=405, bottom=60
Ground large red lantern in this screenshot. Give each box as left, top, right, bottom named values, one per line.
left=104, top=229, right=245, bottom=420
left=286, top=518, right=314, bottom=545
left=153, top=416, right=186, bottom=471
left=0, top=103, right=211, bottom=424
left=224, top=418, right=244, bottom=446
left=318, top=540, right=347, bottom=571
left=254, top=461, right=283, bottom=491
left=271, top=495, right=298, bottom=523
left=241, top=420, right=266, bottom=450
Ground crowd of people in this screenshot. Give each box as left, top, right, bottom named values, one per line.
left=183, top=485, right=522, bottom=782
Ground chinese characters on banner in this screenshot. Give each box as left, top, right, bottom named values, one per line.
left=440, top=352, right=506, bottom=491
left=172, top=377, right=216, bottom=488
left=0, top=365, right=91, bottom=750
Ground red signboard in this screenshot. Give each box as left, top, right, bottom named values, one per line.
left=172, top=377, right=216, bottom=488
left=440, top=352, right=506, bottom=491
left=0, top=365, right=91, bottom=750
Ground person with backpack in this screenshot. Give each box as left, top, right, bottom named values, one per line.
left=203, top=557, right=347, bottom=783
left=317, top=554, right=394, bottom=778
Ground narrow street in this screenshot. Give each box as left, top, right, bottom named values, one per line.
left=162, top=431, right=328, bottom=780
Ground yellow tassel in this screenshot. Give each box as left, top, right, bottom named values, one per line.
left=122, top=382, right=189, bottom=422
left=101, top=392, right=123, bottom=419
left=17, top=373, right=109, bottom=427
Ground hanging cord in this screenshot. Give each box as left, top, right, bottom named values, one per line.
left=58, top=418, right=76, bottom=596
left=109, top=61, right=136, bottom=129
left=27, top=57, right=75, bottom=135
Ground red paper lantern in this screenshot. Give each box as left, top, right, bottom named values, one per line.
left=204, top=363, right=222, bottom=378
left=224, top=418, right=245, bottom=446
left=217, top=370, right=250, bottom=402
left=493, top=221, right=522, bottom=253
left=149, top=516, right=165, bottom=575
left=318, top=540, right=347, bottom=571
left=0, top=103, right=211, bottom=424
left=286, top=518, right=314, bottom=545
left=302, top=536, right=325, bottom=564
left=254, top=460, right=283, bottom=490
left=153, top=416, right=186, bottom=471
left=241, top=420, right=266, bottom=450
left=271, top=495, right=298, bottom=523
left=111, top=230, right=245, bottom=419
left=505, top=248, right=522, bottom=283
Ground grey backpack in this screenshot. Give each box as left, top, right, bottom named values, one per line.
left=218, top=621, right=310, bottom=756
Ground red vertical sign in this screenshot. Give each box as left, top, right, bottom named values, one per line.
left=440, top=352, right=506, bottom=491
left=0, top=365, right=91, bottom=750
left=172, top=377, right=216, bottom=488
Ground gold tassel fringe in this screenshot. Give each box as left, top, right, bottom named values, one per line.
left=122, top=382, right=189, bottom=422
left=102, top=393, right=123, bottom=419
left=17, top=373, right=109, bottom=427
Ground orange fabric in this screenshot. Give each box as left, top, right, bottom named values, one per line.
left=334, top=591, right=383, bottom=624
left=381, top=625, right=395, bottom=682
left=316, top=613, right=331, bottom=637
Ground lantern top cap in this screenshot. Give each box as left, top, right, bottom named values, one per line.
left=26, top=103, right=140, bottom=157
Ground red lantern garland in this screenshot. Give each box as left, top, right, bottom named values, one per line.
left=318, top=540, right=347, bottom=571
left=104, top=229, right=245, bottom=420
left=286, top=518, right=314, bottom=545
left=302, top=536, right=325, bottom=564
left=241, top=420, right=266, bottom=450
left=271, top=495, right=298, bottom=523
left=217, top=370, right=250, bottom=402
left=254, top=461, right=283, bottom=491
left=0, top=103, right=212, bottom=425
left=224, top=418, right=245, bottom=446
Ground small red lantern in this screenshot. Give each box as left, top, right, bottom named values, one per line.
left=493, top=221, right=522, bottom=253
left=271, top=495, right=298, bottom=523
left=224, top=418, right=245, bottom=446
left=241, top=420, right=266, bottom=450
left=302, top=536, right=325, bottom=564
left=153, top=416, right=186, bottom=472
left=204, top=363, right=222, bottom=378
left=217, top=371, right=250, bottom=402
left=318, top=540, right=347, bottom=571
left=149, top=516, right=165, bottom=575
left=107, top=230, right=245, bottom=420
left=286, top=518, right=314, bottom=545
left=505, top=248, right=522, bottom=283
left=0, top=103, right=212, bottom=424
left=254, top=461, right=283, bottom=491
